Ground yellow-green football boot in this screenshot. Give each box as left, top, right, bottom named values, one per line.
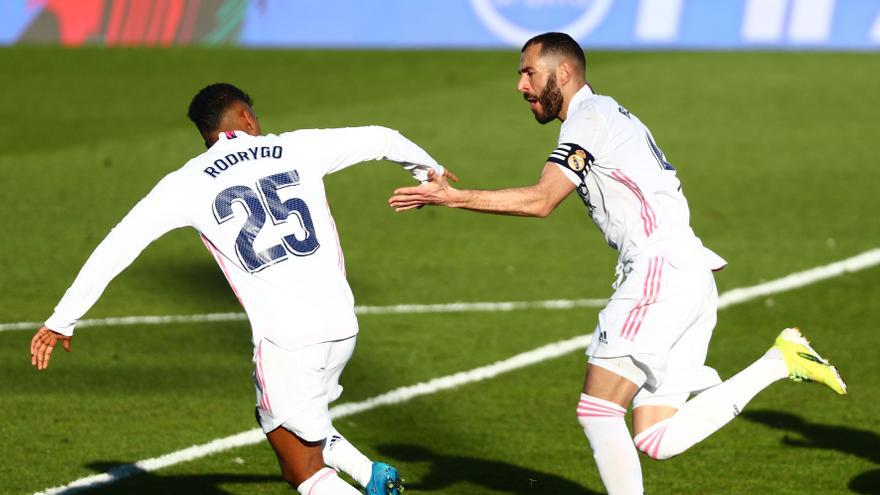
left=772, top=328, right=847, bottom=395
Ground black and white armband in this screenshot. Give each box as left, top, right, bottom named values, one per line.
left=547, top=142, right=595, bottom=180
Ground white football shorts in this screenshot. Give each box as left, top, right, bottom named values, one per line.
left=253, top=336, right=356, bottom=441
left=587, top=256, right=722, bottom=408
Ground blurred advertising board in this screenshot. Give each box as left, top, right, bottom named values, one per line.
left=3, top=0, right=879, bottom=49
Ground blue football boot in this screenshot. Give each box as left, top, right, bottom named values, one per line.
left=364, top=462, right=404, bottom=494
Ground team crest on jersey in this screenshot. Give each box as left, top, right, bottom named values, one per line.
left=567, top=149, right=587, bottom=172
left=548, top=142, right=594, bottom=179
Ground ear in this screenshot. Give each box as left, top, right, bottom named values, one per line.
left=242, top=108, right=257, bottom=131
left=557, top=61, right=573, bottom=87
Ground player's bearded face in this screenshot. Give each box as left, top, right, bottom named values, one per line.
left=527, top=74, right=563, bottom=124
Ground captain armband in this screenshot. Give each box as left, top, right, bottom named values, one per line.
left=547, top=143, right=595, bottom=180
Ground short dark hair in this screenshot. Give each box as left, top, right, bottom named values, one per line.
left=187, top=83, right=253, bottom=138
left=522, top=32, right=586, bottom=73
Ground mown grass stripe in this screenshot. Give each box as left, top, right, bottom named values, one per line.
left=32, top=248, right=880, bottom=495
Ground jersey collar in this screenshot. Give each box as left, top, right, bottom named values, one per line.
left=566, top=83, right=596, bottom=118
left=217, top=130, right=246, bottom=143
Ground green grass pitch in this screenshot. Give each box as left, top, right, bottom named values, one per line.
left=0, top=47, right=878, bottom=494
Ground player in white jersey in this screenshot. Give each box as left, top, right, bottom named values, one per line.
left=29, top=83, right=456, bottom=495
left=389, top=33, right=847, bottom=494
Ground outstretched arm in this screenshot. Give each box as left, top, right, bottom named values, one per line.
left=389, top=162, right=575, bottom=218
left=32, top=175, right=188, bottom=370
left=285, top=126, right=456, bottom=183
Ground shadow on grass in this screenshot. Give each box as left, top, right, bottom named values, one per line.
left=743, top=410, right=880, bottom=495
left=70, top=462, right=282, bottom=495
left=378, top=443, right=600, bottom=494
left=129, top=256, right=239, bottom=306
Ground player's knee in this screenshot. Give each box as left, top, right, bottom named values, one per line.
left=633, top=420, right=675, bottom=460
left=576, top=394, right=627, bottom=430
left=636, top=443, right=674, bottom=460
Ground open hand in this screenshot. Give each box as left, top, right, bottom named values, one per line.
left=30, top=326, right=71, bottom=371
left=390, top=168, right=459, bottom=211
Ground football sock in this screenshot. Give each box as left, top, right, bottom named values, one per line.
left=296, top=467, right=361, bottom=495
left=577, top=394, right=644, bottom=495
left=634, top=349, right=788, bottom=459
left=322, top=427, right=373, bottom=487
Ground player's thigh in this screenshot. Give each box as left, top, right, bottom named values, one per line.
left=589, top=258, right=708, bottom=390
left=255, top=339, right=342, bottom=442
left=632, top=278, right=722, bottom=432
left=582, top=360, right=642, bottom=407
left=322, top=336, right=356, bottom=404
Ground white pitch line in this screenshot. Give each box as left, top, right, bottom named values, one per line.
left=32, top=248, right=880, bottom=495
left=716, top=248, right=880, bottom=307
left=35, top=333, right=593, bottom=495
left=0, top=299, right=608, bottom=333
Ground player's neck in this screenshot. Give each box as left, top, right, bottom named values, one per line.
left=558, top=81, right=588, bottom=122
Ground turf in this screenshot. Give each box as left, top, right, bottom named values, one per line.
left=0, top=47, right=877, bottom=495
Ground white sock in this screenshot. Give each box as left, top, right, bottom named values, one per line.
left=322, top=427, right=373, bottom=487
left=577, top=394, right=644, bottom=495
left=297, top=467, right=360, bottom=494
left=634, top=350, right=788, bottom=459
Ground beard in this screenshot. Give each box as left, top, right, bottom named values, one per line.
left=529, top=74, right=563, bottom=124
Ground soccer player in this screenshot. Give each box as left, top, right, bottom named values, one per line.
left=29, top=83, right=456, bottom=495
left=388, top=32, right=847, bottom=494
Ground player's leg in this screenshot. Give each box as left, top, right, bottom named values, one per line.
left=578, top=257, right=678, bottom=495
left=633, top=331, right=846, bottom=459
left=266, top=426, right=358, bottom=493
left=318, top=337, right=404, bottom=495
left=323, top=427, right=373, bottom=486
left=630, top=271, right=752, bottom=458
left=632, top=356, right=786, bottom=459
left=631, top=274, right=846, bottom=460
left=578, top=359, right=645, bottom=495
left=323, top=428, right=403, bottom=495
left=254, top=338, right=360, bottom=494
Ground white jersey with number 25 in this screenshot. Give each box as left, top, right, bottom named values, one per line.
left=45, top=126, right=444, bottom=350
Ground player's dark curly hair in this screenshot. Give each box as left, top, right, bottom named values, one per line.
left=187, top=83, right=253, bottom=144
left=522, top=32, right=586, bottom=74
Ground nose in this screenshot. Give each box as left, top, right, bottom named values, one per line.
left=517, top=74, right=529, bottom=94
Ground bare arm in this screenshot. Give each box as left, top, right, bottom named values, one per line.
left=389, top=162, right=575, bottom=218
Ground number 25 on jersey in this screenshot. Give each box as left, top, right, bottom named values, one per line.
left=213, top=170, right=319, bottom=273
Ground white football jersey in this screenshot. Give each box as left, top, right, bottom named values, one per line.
left=45, top=126, right=444, bottom=350
left=548, top=86, right=725, bottom=272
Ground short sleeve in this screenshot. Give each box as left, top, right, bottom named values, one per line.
left=547, top=142, right=595, bottom=185
left=547, top=104, right=602, bottom=185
